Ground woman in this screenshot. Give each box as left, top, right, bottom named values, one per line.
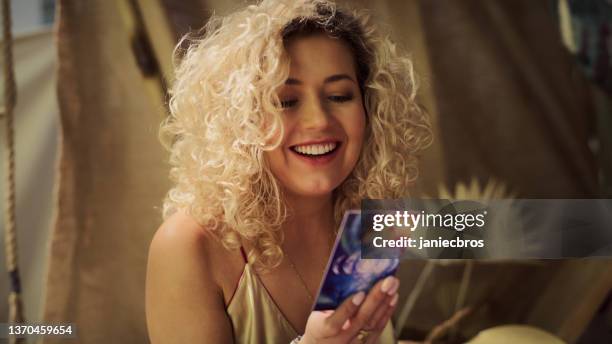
left=145, top=0, right=431, bottom=343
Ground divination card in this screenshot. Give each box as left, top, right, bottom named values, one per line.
left=313, top=210, right=399, bottom=311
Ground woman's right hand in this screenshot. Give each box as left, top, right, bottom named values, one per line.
left=300, top=276, right=400, bottom=344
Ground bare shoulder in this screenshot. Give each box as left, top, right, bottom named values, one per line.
left=148, top=210, right=243, bottom=286
left=149, top=210, right=211, bottom=259
left=147, top=211, right=215, bottom=283
left=145, top=210, right=234, bottom=343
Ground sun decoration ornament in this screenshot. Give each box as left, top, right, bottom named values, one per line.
left=395, top=178, right=517, bottom=340
left=437, top=178, right=515, bottom=200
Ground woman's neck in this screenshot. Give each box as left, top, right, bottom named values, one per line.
left=282, top=192, right=335, bottom=245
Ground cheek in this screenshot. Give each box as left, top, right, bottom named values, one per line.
left=345, top=109, right=366, bottom=156
left=263, top=148, right=290, bottom=191
left=263, top=119, right=292, bottom=173
left=263, top=144, right=286, bottom=172
left=262, top=112, right=289, bottom=148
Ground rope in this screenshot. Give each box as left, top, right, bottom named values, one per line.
left=2, top=1, right=26, bottom=343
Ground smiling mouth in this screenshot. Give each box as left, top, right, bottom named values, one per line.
left=290, top=142, right=341, bottom=157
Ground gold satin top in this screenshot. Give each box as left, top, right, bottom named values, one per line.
left=226, top=251, right=396, bottom=343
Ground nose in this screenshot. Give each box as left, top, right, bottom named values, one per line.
left=299, top=96, right=331, bottom=130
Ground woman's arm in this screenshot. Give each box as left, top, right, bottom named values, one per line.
left=145, top=216, right=234, bottom=343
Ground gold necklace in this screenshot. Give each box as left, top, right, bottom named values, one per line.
left=284, top=229, right=335, bottom=302
left=285, top=252, right=315, bottom=302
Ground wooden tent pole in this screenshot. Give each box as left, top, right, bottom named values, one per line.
left=115, top=0, right=175, bottom=117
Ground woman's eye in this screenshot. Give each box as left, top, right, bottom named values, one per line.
left=328, top=95, right=353, bottom=103
left=281, top=99, right=298, bottom=108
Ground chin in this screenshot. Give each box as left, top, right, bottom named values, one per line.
left=289, top=178, right=341, bottom=198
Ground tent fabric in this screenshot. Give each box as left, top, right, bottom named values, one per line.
left=419, top=0, right=598, bottom=197
left=42, top=1, right=170, bottom=342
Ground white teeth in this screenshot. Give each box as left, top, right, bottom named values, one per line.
left=293, top=142, right=337, bottom=156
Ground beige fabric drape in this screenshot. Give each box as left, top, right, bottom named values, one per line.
left=42, top=1, right=170, bottom=342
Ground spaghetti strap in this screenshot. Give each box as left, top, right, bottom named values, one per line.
left=239, top=246, right=248, bottom=264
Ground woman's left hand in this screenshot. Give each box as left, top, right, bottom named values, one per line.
left=348, top=276, right=399, bottom=344
left=302, top=276, right=400, bottom=344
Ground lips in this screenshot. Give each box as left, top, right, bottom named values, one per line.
left=289, top=140, right=342, bottom=165
left=291, top=142, right=339, bottom=156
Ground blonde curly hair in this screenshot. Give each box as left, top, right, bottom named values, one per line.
left=160, top=0, right=432, bottom=271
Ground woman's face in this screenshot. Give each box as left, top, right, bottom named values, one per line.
left=265, top=33, right=366, bottom=198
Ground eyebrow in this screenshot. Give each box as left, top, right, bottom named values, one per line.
left=285, top=73, right=356, bottom=85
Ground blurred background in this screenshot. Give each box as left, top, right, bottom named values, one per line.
left=0, top=0, right=58, bottom=333
left=0, top=0, right=611, bottom=343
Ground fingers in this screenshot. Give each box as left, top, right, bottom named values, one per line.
left=366, top=291, right=397, bottom=331
left=363, top=295, right=399, bottom=344
left=350, top=276, right=399, bottom=331
left=324, top=291, right=366, bottom=334
left=351, top=303, right=398, bottom=344
left=319, top=276, right=400, bottom=340
left=374, top=294, right=398, bottom=330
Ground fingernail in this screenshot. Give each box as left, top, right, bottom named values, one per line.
left=387, top=279, right=400, bottom=295
left=352, top=291, right=365, bottom=306
left=380, top=276, right=396, bottom=293
left=342, top=319, right=351, bottom=330
left=390, top=293, right=399, bottom=306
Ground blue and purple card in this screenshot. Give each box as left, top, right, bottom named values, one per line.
left=313, top=210, right=399, bottom=311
